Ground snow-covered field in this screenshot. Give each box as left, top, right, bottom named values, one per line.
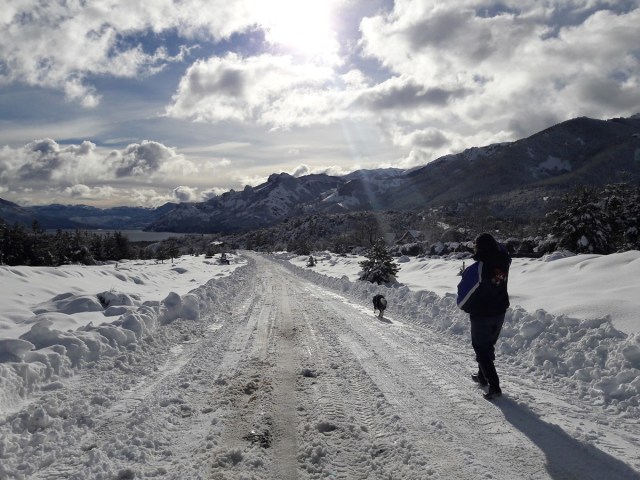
left=0, top=250, right=639, bottom=478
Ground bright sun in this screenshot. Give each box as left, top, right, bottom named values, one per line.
left=255, top=0, right=339, bottom=61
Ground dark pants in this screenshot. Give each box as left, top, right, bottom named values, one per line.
left=470, top=313, right=505, bottom=389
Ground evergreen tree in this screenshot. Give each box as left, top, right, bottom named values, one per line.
left=52, top=229, right=72, bottom=265
left=88, top=233, right=102, bottom=261
left=0, top=219, right=7, bottom=265
left=112, top=231, right=131, bottom=260
left=2, top=223, right=28, bottom=265
left=621, top=184, right=640, bottom=250
left=287, top=236, right=311, bottom=255
left=28, top=220, right=51, bottom=266
left=601, top=182, right=629, bottom=250
left=549, top=186, right=613, bottom=254
left=358, top=238, right=400, bottom=285
left=549, top=182, right=640, bottom=254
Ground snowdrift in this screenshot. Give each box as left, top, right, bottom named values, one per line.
left=0, top=259, right=248, bottom=415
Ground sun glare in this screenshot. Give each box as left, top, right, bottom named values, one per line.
left=255, top=0, right=339, bottom=62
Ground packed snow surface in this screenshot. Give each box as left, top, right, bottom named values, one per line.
left=0, top=250, right=639, bottom=479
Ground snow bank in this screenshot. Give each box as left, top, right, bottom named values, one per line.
left=278, top=253, right=640, bottom=417
left=0, top=255, right=246, bottom=414
left=293, top=250, right=640, bottom=334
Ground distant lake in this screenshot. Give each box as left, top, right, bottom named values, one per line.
left=46, top=229, right=201, bottom=242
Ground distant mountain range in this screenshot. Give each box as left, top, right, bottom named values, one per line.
left=0, top=200, right=176, bottom=231
left=2, top=114, right=639, bottom=234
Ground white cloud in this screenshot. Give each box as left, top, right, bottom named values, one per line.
left=289, top=163, right=357, bottom=178
left=201, top=187, right=229, bottom=200
left=319, top=165, right=359, bottom=176
left=166, top=53, right=342, bottom=128
left=341, top=69, right=370, bottom=88
left=355, top=1, right=640, bottom=154
left=111, top=141, right=189, bottom=178
left=172, top=185, right=199, bottom=202
left=64, top=184, right=115, bottom=200
left=395, top=128, right=450, bottom=149
left=0, top=139, right=105, bottom=184
left=0, top=1, right=260, bottom=107
left=65, top=184, right=92, bottom=198
left=2, top=0, right=639, bottom=208
left=0, top=138, right=201, bottom=189
left=398, top=149, right=436, bottom=170
left=128, top=188, right=174, bottom=207
left=236, top=174, right=270, bottom=188
left=291, top=164, right=310, bottom=177
left=354, top=76, right=470, bottom=112
left=0, top=139, right=205, bottom=206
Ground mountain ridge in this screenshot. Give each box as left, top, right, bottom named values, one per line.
left=2, top=114, right=639, bottom=234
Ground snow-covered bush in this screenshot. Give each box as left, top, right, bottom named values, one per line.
left=390, top=242, right=425, bottom=257
left=549, top=183, right=640, bottom=254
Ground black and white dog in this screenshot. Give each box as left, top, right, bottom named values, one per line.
left=372, top=294, right=387, bottom=318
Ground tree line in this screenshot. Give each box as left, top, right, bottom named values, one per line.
left=2, top=181, right=638, bottom=266
left=0, top=221, right=136, bottom=266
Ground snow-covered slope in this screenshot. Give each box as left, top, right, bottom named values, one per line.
left=148, top=172, right=342, bottom=232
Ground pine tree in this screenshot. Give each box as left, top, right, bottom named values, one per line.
left=601, top=182, right=629, bottom=250
left=621, top=184, right=640, bottom=250
left=112, top=231, right=131, bottom=260
left=549, top=186, right=613, bottom=254
left=358, top=238, right=400, bottom=285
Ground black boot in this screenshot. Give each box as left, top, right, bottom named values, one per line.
left=471, top=371, right=488, bottom=386
left=483, top=386, right=502, bottom=400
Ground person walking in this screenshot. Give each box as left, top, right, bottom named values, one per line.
left=457, top=233, right=511, bottom=400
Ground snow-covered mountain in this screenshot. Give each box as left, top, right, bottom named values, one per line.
left=35, top=203, right=177, bottom=230
left=2, top=114, right=639, bottom=234
left=148, top=169, right=407, bottom=232
left=149, top=173, right=344, bottom=233
left=148, top=114, right=640, bottom=232
left=0, top=202, right=177, bottom=230
left=394, top=115, right=640, bottom=216
left=0, top=198, right=36, bottom=227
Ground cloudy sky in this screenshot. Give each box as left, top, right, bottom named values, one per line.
left=1, top=0, right=639, bottom=207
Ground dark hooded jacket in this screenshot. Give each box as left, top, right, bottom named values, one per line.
left=457, top=235, right=511, bottom=316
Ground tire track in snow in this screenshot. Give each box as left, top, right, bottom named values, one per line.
left=209, top=261, right=301, bottom=479
left=294, top=296, right=374, bottom=479
left=269, top=276, right=300, bottom=480
left=289, top=271, right=437, bottom=479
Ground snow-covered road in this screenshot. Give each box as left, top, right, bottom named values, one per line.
left=2, top=253, right=639, bottom=479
